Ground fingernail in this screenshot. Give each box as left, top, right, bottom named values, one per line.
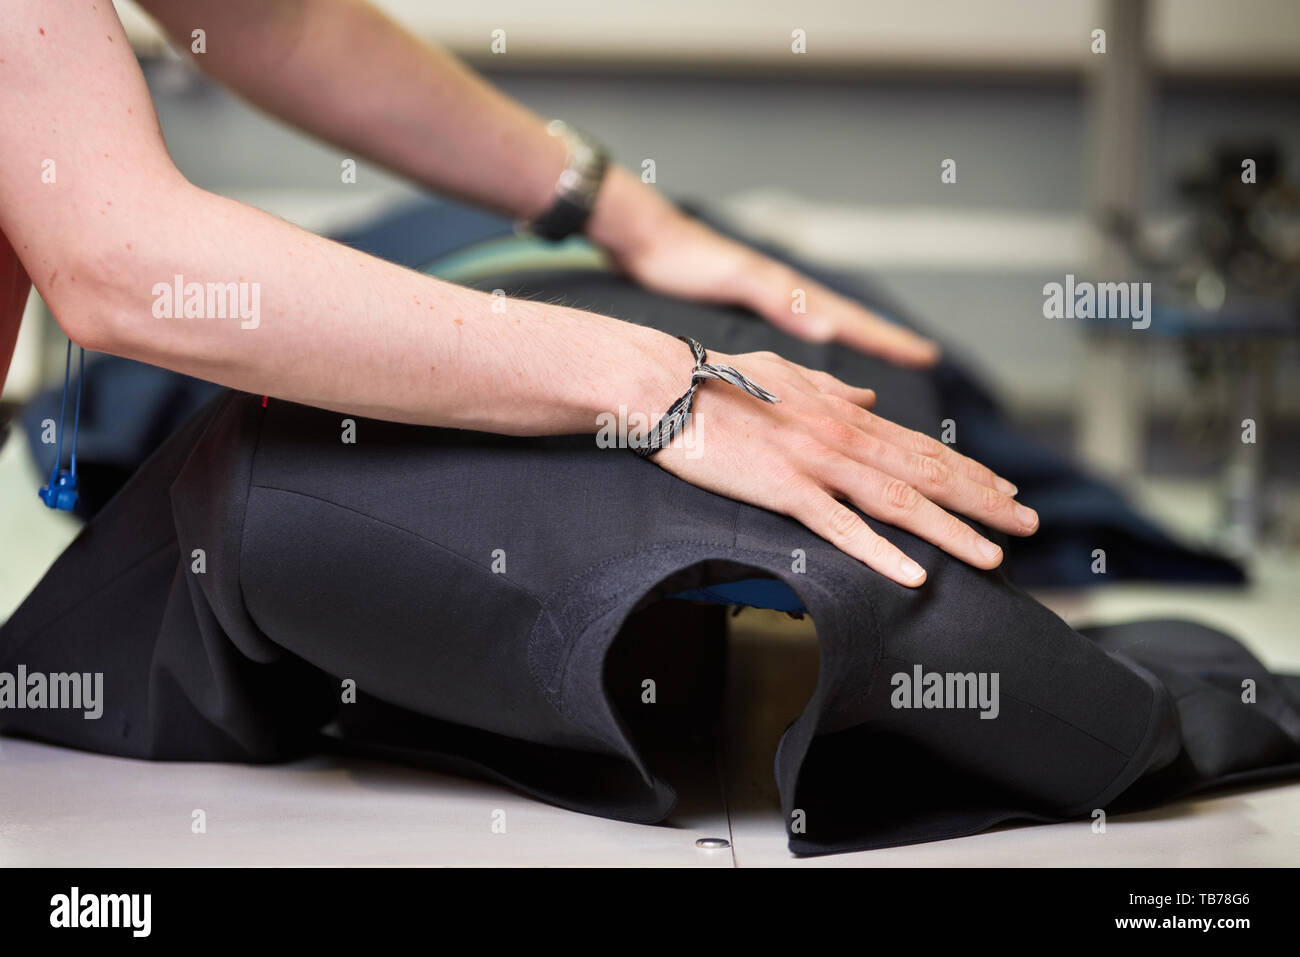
left=977, top=538, right=1002, bottom=563
left=1015, top=504, right=1039, bottom=530
left=900, top=559, right=926, bottom=584
left=995, top=477, right=1018, bottom=496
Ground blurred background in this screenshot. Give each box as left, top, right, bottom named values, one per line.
left=2, top=0, right=1300, bottom=867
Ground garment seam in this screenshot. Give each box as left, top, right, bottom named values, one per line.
left=1063, top=666, right=1165, bottom=816
left=532, top=540, right=833, bottom=713
left=875, top=652, right=1135, bottom=760
left=534, top=540, right=767, bottom=701
left=246, top=482, right=550, bottom=607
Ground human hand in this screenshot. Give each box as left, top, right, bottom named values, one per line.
left=587, top=168, right=940, bottom=367
left=648, top=349, right=1036, bottom=587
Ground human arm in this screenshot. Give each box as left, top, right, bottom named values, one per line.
left=134, top=0, right=941, bottom=366
left=0, top=1, right=1032, bottom=586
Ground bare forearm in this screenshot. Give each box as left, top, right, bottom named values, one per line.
left=140, top=0, right=675, bottom=258
left=141, top=0, right=567, bottom=221
left=0, top=1, right=681, bottom=432
left=3, top=0, right=1023, bottom=589
left=61, top=181, right=685, bottom=434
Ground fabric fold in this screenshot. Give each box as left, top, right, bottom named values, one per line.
left=4, top=267, right=1298, bottom=856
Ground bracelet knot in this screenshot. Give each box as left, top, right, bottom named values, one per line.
left=632, top=336, right=780, bottom=458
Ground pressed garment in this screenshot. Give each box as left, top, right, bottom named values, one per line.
left=3, top=266, right=1298, bottom=856
left=18, top=200, right=1247, bottom=587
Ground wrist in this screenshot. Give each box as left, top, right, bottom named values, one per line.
left=521, top=129, right=571, bottom=222
left=584, top=165, right=679, bottom=263
left=619, top=324, right=696, bottom=425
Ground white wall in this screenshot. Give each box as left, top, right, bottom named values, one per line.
left=116, top=0, right=1300, bottom=75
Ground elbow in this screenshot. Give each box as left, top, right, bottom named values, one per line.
left=25, top=168, right=202, bottom=359
left=46, top=293, right=121, bottom=358
left=40, top=244, right=148, bottom=358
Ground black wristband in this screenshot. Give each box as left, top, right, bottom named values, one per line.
left=530, top=122, right=609, bottom=242
left=532, top=187, right=605, bottom=241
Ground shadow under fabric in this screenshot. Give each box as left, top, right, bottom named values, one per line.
left=4, top=267, right=1300, bottom=856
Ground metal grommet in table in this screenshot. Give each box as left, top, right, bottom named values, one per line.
left=695, top=837, right=731, bottom=849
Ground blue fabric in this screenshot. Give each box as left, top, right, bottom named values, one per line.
left=331, top=195, right=514, bottom=268
left=671, top=578, right=806, bottom=613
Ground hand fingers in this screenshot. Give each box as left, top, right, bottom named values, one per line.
left=788, top=364, right=877, bottom=410
left=897, top=445, right=1033, bottom=537
left=837, top=400, right=1023, bottom=500
left=728, top=258, right=940, bottom=368
left=756, top=356, right=1026, bottom=528
left=808, top=399, right=1035, bottom=536
left=818, top=293, right=940, bottom=368
left=770, top=355, right=1018, bottom=502
left=785, top=483, right=928, bottom=587
left=815, top=452, right=1006, bottom=570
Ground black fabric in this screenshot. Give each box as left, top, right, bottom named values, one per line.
left=20, top=355, right=223, bottom=519
left=19, top=197, right=1243, bottom=586
left=3, top=268, right=1297, bottom=856
left=678, top=202, right=1245, bottom=587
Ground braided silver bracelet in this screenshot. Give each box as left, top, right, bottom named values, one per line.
left=632, top=336, right=781, bottom=458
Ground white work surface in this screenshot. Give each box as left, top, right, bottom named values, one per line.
left=1, top=426, right=1298, bottom=867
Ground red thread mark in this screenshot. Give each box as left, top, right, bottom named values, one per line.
left=261, top=395, right=269, bottom=407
